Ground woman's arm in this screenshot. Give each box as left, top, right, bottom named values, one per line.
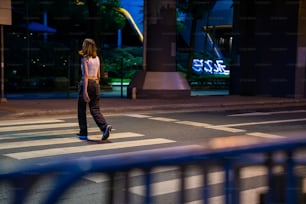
left=97, top=56, right=101, bottom=83
left=82, top=57, right=90, bottom=102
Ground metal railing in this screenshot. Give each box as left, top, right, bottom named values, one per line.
left=1, top=135, right=306, bottom=204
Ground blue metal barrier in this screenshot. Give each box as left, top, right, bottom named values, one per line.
left=1, top=136, right=306, bottom=204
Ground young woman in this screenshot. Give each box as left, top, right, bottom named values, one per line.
left=77, top=38, right=112, bottom=141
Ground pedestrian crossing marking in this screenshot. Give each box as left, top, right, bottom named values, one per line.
left=0, top=138, right=79, bottom=150
left=130, top=175, right=203, bottom=196
left=0, top=116, right=282, bottom=204
left=88, top=132, right=144, bottom=140
left=129, top=166, right=267, bottom=196
left=0, top=119, right=64, bottom=127
left=85, top=166, right=177, bottom=183
left=0, top=127, right=119, bottom=139
left=175, top=121, right=211, bottom=127
left=207, top=125, right=245, bottom=133
left=149, top=117, right=178, bottom=122
left=186, top=201, right=203, bottom=204
left=0, top=132, right=145, bottom=150
left=247, top=132, right=285, bottom=139
left=228, top=110, right=306, bottom=117
left=223, top=118, right=306, bottom=127
left=0, top=123, right=78, bottom=132
left=240, top=187, right=268, bottom=204
left=125, top=114, right=152, bottom=118
left=0, top=128, right=96, bottom=140
left=126, top=114, right=306, bottom=135
left=5, top=138, right=175, bottom=160
left=185, top=186, right=267, bottom=204
left=176, top=121, right=245, bottom=133
left=0, top=128, right=98, bottom=139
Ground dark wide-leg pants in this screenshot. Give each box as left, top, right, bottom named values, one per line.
left=78, top=79, right=108, bottom=136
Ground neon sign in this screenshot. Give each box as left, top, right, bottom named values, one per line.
left=192, top=59, right=230, bottom=75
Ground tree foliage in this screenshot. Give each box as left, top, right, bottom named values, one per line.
left=7, top=0, right=129, bottom=92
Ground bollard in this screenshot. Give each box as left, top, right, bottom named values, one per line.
left=132, top=87, right=136, bottom=100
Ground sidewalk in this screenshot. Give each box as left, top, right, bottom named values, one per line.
left=1, top=88, right=306, bottom=119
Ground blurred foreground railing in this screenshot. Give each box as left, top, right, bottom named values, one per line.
left=1, top=135, right=306, bottom=204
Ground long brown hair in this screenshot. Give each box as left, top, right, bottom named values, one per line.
left=78, top=38, right=97, bottom=58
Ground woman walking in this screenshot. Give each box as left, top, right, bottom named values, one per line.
left=77, top=38, right=112, bottom=141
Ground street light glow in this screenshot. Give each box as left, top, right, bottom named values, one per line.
left=75, top=0, right=85, bottom=6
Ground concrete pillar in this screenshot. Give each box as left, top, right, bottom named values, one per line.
left=127, top=0, right=190, bottom=98
left=295, top=0, right=306, bottom=98
left=231, top=0, right=300, bottom=98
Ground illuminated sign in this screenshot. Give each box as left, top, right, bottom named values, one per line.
left=192, top=59, right=230, bottom=75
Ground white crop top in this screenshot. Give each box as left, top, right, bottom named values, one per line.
left=81, top=56, right=100, bottom=77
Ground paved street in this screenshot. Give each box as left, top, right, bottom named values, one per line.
left=1, top=106, right=306, bottom=203
left=2, top=92, right=306, bottom=119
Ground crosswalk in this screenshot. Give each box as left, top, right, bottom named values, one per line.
left=0, top=118, right=176, bottom=161
left=0, top=117, right=274, bottom=204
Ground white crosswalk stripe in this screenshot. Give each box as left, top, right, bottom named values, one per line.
left=126, top=114, right=246, bottom=133
left=0, top=129, right=86, bottom=139
left=129, top=166, right=267, bottom=196
left=228, top=110, right=306, bottom=116
left=0, top=132, right=145, bottom=150
left=124, top=114, right=152, bottom=118
left=84, top=166, right=178, bottom=183
left=149, top=117, right=178, bottom=122
left=222, top=118, right=306, bottom=127
left=0, top=119, right=175, bottom=161
left=0, top=123, right=78, bottom=132
left=5, top=138, right=175, bottom=159
left=185, top=187, right=268, bottom=204
left=0, top=119, right=64, bottom=127
left=247, top=132, right=286, bottom=139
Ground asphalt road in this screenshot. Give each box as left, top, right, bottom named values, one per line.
left=1, top=106, right=306, bottom=203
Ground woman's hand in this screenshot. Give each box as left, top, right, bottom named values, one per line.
left=83, top=92, right=90, bottom=103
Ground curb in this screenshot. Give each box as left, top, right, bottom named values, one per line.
left=2, top=99, right=306, bottom=119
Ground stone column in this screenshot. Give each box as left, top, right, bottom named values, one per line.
left=295, top=0, right=306, bottom=98
left=128, top=0, right=190, bottom=98
left=231, top=0, right=300, bottom=97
